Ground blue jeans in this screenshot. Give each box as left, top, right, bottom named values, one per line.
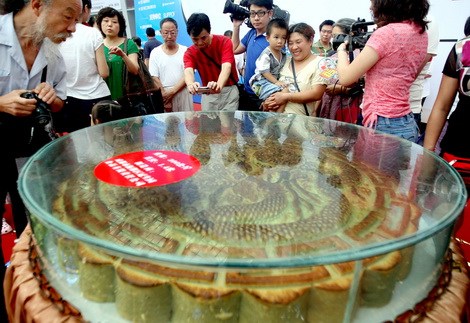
left=251, top=78, right=283, bottom=100
left=375, top=112, right=419, bottom=143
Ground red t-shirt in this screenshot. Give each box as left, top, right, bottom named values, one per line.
left=184, top=34, right=238, bottom=86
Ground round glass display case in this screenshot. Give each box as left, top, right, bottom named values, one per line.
left=18, top=111, right=467, bottom=322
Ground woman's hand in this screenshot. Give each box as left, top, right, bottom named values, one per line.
left=264, top=92, right=289, bottom=111
left=108, top=46, right=125, bottom=57
left=275, top=81, right=288, bottom=88
left=336, top=39, right=349, bottom=53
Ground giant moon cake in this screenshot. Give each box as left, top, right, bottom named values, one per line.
left=51, top=119, right=422, bottom=323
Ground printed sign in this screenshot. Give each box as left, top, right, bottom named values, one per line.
left=134, top=0, right=191, bottom=46
left=94, top=150, right=201, bottom=187
left=91, top=0, right=121, bottom=13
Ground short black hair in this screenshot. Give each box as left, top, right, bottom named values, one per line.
left=132, top=36, right=141, bottom=47
left=96, top=7, right=127, bottom=38
left=186, top=13, right=211, bottom=37
left=87, top=15, right=96, bottom=26
left=248, top=0, right=273, bottom=11
left=319, top=19, right=335, bottom=31
left=266, top=18, right=288, bottom=36
left=82, top=0, right=92, bottom=10
left=146, top=27, right=156, bottom=37
left=464, top=16, right=470, bottom=37
left=160, top=17, right=178, bottom=29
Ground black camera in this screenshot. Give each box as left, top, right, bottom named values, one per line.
left=332, top=18, right=374, bottom=51
left=20, top=91, right=52, bottom=126
left=223, top=0, right=290, bottom=29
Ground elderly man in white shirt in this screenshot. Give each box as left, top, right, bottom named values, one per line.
left=0, top=1, right=81, bottom=320
left=148, top=17, right=193, bottom=112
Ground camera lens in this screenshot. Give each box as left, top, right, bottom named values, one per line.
left=20, top=91, right=36, bottom=100
left=20, top=91, right=51, bottom=126
left=35, top=104, right=52, bottom=125
left=332, top=34, right=348, bottom=51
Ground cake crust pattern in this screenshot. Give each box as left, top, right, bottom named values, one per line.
left=50, top=115, right=423, bottom=322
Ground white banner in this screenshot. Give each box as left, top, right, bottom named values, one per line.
left=91, top=0, right=121, bottom=14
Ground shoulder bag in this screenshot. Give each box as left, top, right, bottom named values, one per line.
left=290, top=59, right=310, bottom=116
left=118, top=39, right=164, bottom=116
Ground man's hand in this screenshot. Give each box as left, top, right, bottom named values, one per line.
left=34, top=82, right=57, bottom=106
left=0, top=90, right=36, bottom=117
left=232, top=19, right=244, bottom=29
left=162, top=88, right=175, bottom=103
left=207, top=81, right=220, bottom=94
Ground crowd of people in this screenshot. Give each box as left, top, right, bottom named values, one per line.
left=0, top=0, right=469, bottom=320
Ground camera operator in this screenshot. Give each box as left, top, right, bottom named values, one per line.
left=231, top=0, right=274, bottom=111
left=336, top=0, right=430, bottom=142
left=0, top=0, right=81, bottom=318
left=318, top=18, right=364, bottom=123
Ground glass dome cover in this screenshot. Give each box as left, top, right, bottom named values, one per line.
left=19, top=111, right=467, bottom=268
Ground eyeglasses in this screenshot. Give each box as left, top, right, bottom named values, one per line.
left=249, top=10, right=268, bottom=18
left=162, top=31, right=177, bottom=36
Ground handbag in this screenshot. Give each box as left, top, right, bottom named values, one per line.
left=118, top=39, right=164, bottom=116
left=322, top=81, right=363, bottom=124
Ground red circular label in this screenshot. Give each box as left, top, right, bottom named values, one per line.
left=94, top=150, right=201, bottom=187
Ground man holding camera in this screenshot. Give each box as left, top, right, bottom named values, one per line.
left=0, top=0, right=81, bottom=318
left=231, top=0, right=274, bottom=111
left=184, top=13, right=239, bottom=112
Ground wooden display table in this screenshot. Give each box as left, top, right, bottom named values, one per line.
left=4, top=225, right=469, bottom=323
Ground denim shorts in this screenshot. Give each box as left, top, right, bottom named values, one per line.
left=251, top=78, right=283, bottom=100
left=375, top=112, right=419, bottom=143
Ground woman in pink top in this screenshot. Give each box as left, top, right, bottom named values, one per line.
left=336, top=0, right=429, bottom=142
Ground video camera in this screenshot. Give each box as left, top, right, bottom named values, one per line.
left=332, top=18, right=375, bottom=51
left=223, top=0, right=290, bottom=29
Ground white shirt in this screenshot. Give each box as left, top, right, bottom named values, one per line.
left=409, top=16, right=439, bottom=113
left=148, top=44, right=188, bottom=87
left=0, top=13, right=67, bottom=99
left=59, top=23, right=110, bottom=99
left=148, top=44, right=193, bottom=112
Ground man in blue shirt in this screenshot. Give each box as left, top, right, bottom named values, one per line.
left=143, top=27, right=162, bottom=66
left=232, top=0, right=274, bottom=111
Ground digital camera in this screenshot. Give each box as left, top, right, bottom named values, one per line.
left=20, top=91, right=52, bottom=126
